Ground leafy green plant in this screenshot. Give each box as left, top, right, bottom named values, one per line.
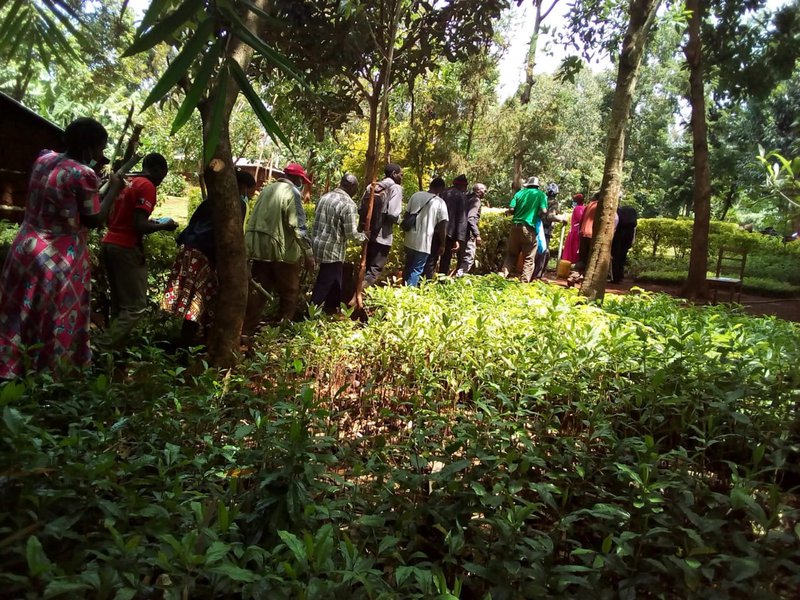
left=2, top=278, right=799, bottom=598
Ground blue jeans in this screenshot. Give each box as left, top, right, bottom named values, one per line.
left=404, top=247, right=429, bottom=287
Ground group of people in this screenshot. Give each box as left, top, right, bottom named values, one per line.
left=0, top=115, right=638, bottom=379
left=562, top=191, right=638, bottom=283
left=238, top=164, right=489, bottom=338
left=0, top=118, right=187, bottom=379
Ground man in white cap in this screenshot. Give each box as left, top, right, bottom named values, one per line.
left=500, top=176, right=548, bottom=282
left=242, top=162, right=314, bottom=333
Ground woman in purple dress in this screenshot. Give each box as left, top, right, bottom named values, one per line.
left=0, top=117, right=120, bottom=378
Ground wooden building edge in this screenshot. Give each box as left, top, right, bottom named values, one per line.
left=0, top=92, right=65, bottom=224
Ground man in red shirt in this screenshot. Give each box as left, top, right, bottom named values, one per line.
left=101, top=152, right=176, bottom=345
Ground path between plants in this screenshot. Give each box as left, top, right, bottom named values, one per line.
left=546, top=277, right=800, bottom=322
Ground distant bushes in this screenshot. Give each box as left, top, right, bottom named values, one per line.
left=631, top=218, right=800, bottom=261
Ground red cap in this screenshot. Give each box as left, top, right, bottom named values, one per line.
left=284, top=162, right=311, bottom=184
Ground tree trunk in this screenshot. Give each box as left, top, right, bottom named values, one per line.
left=199, top=0, right=267, bottom=367
left=364, top=89, right=381, bottom=188
left=682, top=0, right=712, bottom=300
left=579, top=0, right=661, bottom=302
left=379, top=90, right=391, bottom=164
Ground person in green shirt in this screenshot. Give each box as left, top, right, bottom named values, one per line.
left=242, top=162, right=314, bottom=334
left=500, top=176, right=548, bottom=282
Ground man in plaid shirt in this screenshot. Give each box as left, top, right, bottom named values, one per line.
left=310, top=173, right=365, bottom=312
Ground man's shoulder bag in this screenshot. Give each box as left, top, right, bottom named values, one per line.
left=400, top=194, right=435, bottom=232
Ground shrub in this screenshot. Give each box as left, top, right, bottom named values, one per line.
left=186, top=185, right=203, bottom=217
left=159, top=171, right=189, bottom=197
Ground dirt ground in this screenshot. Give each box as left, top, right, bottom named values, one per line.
left=546, top=277, right=799, bottom=323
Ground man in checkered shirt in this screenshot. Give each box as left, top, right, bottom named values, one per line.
left=310, top=174, right=365, bottom=312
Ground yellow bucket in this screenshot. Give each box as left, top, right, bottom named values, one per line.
left=556, top=259, right=571, bottom=279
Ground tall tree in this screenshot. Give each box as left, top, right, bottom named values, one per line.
left=265, top=0, right=508, bottom=187
left=573, top=0, right=663, bottom=301
left=682, top=0, right=712, bottom=299
left=511, top=0, right=561, bottom=191
left=683, top=0, right=800, bottom=298
left=124, top=0, right=301, bottom=367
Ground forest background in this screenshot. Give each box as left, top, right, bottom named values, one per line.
left=1, top=0, right=797, bottom=227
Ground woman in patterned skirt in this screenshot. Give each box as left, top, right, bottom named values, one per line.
left=0, top=118, right=121, bottom=379
left=162, top=169, right=256, bottom=347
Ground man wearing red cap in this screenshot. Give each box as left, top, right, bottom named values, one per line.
left=242, top=162, right=314, bottom=333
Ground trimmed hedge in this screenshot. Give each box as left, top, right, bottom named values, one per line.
left=631, top=218, right=800, bottom=261
left=636, top=269, right=800, bottom=297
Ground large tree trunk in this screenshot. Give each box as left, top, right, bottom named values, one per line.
left=579, top=0, right=661, bottom=301
left=199, top=0, right=266, bottom=367
left=682, top=0, right=712, bottom=300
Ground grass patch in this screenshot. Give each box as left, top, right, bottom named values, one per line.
left=636, top=269, right=800, bottom=297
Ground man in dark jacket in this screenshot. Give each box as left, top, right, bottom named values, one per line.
left=455, top=183, right=486, bottom=276
left=426, top=173, right=468, bottom=276
left=611, top=206, right=638, bottom=283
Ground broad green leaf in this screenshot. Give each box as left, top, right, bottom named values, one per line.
left=436, top=458, right=471, bottom=479
left=205, top=541, right=231, bottom=564
left=0, top=381, right=25, bottom=406
left=123, top=0, right=203, bottom=57
left=26, top=536, right=52, bottom=576
left=228, top=59, right=292, bottom=150
left=209, top=563, right=258, bottom=582
left=141, top=18, right=215, bottom=111
left=137, top=0, right=171, bottom=35
left=730, top=557, right=760, bottom=582
left=378, top=536, right=399, bottom=555
left=355, top=514, right=385, bottom=527
left=278, top=530, right=307, bottom=565
left=203, top=66, right=229, bottom=164
left=171, top=39, right=224, bottom=134
left=43, top=579, right=91, bottom=599
left=3, top=405, right=25, bottom=434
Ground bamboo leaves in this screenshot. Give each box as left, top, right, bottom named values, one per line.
left=123, top=0, right=300, bottom=162
left=141, top=18, right=215, bottom=112
left=0, top=0, right=87, bottom=67
left=123, top=0, right=204, bottom=57
left=228, top=59, right=291, bottom=149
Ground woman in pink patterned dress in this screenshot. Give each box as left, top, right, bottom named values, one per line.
left=0, top=118, right=120, bottom=379
left=562, top=193, right=585, bottom=264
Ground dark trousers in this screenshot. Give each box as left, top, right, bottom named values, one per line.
left=364, top=241, right=391, bottom=287
left=424, top=238, right=441, bottom=278
left=576, top=236, right=592, bottom=273
left=611, top=227, right=635, bottom=283
left=438, top=236, right=460, bottom=274
left=101, top=243, right=148, bottom=346
left=532, top=234, right=552, bottom=279
left=311, top=262, right=343, bottom=312
left=425, top=236, right=460, bottom=277
left=242, top=260, right=300, bottom=334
